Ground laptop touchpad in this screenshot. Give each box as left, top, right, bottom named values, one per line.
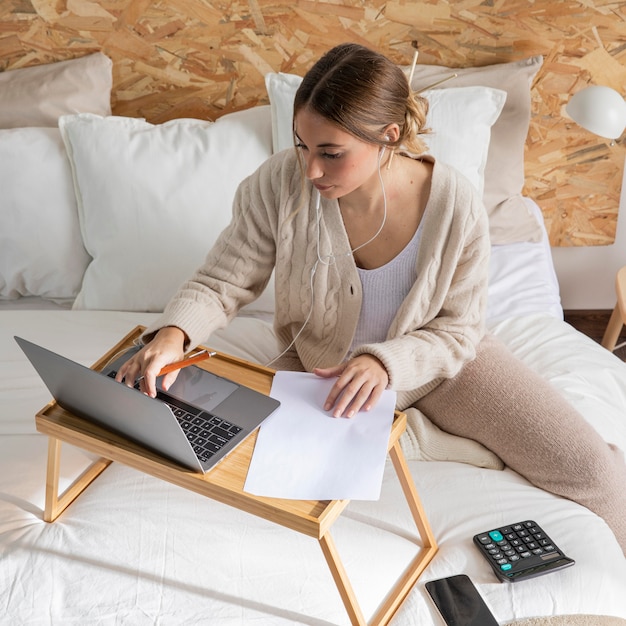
left=159, top=366, right=238, bottom=413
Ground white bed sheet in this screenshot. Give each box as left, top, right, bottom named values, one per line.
left=1, top=312, right=625, bottom=625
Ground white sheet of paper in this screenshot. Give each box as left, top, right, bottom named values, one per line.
left=243, top=371, right=396, bottom=500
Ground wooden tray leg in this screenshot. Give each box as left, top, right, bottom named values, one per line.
left=319, top=531, right=367, bottom=626
left=319, top=440, right=438, bottom=626
left=389, top=441, right=437, bottom=552
left=44, top=436, right=112, bottom=522
left=368, top=441, right=439, bottom=626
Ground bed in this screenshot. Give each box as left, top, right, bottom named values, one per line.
left=1, top=52, right=625, bottom=626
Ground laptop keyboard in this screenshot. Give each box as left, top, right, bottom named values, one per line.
left=159, top=393, right=243, bottom=463
left=107, top=371, right=243, bottom=464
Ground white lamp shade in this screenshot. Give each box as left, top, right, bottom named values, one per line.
left=566, top=85, right=626, bottom=140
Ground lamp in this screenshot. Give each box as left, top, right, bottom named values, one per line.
left=566, top=85, right=626, bottom=140
left=562, top=84, right=626, bottom=334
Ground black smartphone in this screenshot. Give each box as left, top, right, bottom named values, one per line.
left=425, top=574, right=499, bottom=626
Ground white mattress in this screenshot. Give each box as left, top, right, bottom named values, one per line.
left=486, top=198, right=563, bottom=323
left=1, top=313, right=625, bottom=624
left=2, top=200, right=625, bottom=623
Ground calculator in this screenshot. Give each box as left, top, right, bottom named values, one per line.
left=473, top=520, right=575, bottom=582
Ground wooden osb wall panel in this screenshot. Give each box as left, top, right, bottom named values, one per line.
left=1, top=0, right=625, bottom=247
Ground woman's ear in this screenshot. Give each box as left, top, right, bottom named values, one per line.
left=382, top=123, right=400, bottom=145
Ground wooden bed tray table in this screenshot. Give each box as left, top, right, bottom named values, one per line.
left=35, top=326, right=438, bottom=626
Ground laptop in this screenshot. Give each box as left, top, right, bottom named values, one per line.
left=15, top=336, right=280, bottom=474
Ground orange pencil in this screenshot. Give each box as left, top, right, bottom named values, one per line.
left=157, top=349, right=217, bottom=377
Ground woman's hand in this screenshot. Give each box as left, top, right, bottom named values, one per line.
left=313, top=354, right=389, bottom=418
left=115, top=326, right=187, bottom=398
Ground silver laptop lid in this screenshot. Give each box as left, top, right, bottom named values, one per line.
left=15, top=336, right=279, bottom=473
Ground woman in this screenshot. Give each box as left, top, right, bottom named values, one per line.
left=117, top=43, right=625, bottom=553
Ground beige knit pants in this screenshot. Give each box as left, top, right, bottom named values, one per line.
left=414, top=333, right=626, bottom=555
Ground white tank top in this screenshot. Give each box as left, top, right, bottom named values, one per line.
left=349, top=220, right=424, bottom=355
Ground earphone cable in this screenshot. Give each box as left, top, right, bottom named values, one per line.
left=264, top=147, right=388, bottom=367
left=264, top=259, right=319, bottom=367
left=317, top=146, right=388, bottom=265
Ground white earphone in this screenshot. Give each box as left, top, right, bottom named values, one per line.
left=380, top=136, right=390, bottom=158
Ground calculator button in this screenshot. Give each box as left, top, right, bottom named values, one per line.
left=489, top=530, right=504, bottom=542
left=501, top=563, right=512, bottom=571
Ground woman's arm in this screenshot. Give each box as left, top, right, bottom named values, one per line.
left=352, top=171, right=491, bottom=397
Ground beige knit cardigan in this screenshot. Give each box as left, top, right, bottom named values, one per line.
left=145, top=149, right=491, bottom=410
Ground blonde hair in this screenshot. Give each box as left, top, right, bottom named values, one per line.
left=293, top=43, right=430, bottom=156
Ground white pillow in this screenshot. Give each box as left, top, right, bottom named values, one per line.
left=59, top=106, right=274, bottom=313
left=265, top=72, right=506, bottom=198
left=265, top=72, right=302, bottom=156
left=420, top=86, right=505, bottom=197
left=0, top=127, right=90, bottom=299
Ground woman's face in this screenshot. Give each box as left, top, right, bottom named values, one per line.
left=293, top=108, right=383, bottom=200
